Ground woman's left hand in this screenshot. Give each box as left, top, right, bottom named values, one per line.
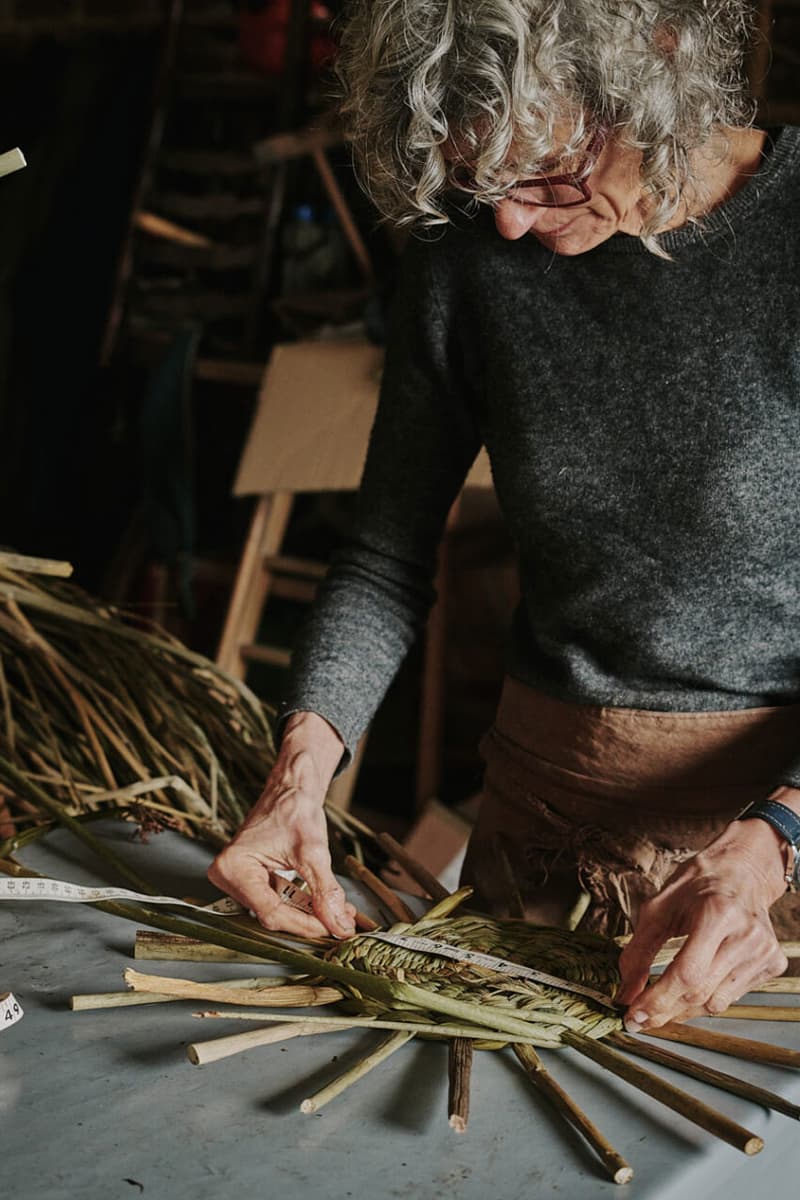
left=616, top=812, right=792, bottom=1030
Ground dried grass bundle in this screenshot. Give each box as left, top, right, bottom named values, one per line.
left=0, top=556, right=275, bottom=848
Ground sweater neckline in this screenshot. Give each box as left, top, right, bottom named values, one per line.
left=601, top=125, right=798, bottom=255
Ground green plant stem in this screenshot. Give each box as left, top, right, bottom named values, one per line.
left=0, top=759, right=158, bottom=894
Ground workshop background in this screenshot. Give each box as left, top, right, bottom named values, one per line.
left=0, top=0, right=796, bottom=846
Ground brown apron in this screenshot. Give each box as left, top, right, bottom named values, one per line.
left=461, top=677, right=800, bottom=944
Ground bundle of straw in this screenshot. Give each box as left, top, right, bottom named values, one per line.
left=0, top=556, right=275, bottom=848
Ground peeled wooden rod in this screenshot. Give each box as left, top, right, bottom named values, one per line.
left=343, top=854, right=416, bottom=923
left=717, top=1005, right=800, bottom=1022
left=650, top=1022, right=800, bottom=1070
left=606, top=1032, right=800, bottom=1122
left=375, top=831, right=451, bottom=902
left=448, top=1038, right=474, bottom=1133
left=648, top=976, right=800, bottom=995
left=71, top=974, right=300, bottom=1011
left=746, top=979, right=800, bottom=995
left=561, top=1031, right=764, bottom=1155
left=0, top=148, right=26, bottom=179
left=300, top=1031, right=414, bottom=1114
left=123, top=968, right=342, bottom=1009
left=187, top=1020, right=357, bottom=1066
left=513, top=1044, right=634, bottom=1186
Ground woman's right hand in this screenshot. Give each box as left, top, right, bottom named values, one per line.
left=207, top=712, right=357, bottom=939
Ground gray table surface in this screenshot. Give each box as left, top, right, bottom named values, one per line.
left=2, top=822, right=799, bottom=1200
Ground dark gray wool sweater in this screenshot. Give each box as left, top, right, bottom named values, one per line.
left=284, top=126, right=800, bottom=788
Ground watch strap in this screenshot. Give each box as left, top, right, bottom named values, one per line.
left=738, top=799, right=800, bottom=892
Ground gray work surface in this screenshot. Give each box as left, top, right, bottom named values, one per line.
left=1, top=823, right=799, bottom=1200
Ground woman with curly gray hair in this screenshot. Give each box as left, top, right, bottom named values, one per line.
left=211, top=1, right=800, bottom=1034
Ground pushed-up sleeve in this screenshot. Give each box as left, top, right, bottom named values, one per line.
left=281, top=237, right=483, bottom=765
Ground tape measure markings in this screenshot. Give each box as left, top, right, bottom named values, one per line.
left=367, top=931, right=618, bottom=1011
left=0, top=874, right=313, bottom=916
left=0, top=878, right=614, bottom=1009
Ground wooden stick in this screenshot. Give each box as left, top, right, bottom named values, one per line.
left=606, top=1032, right=800, bottom=1121
left=618, top=934, right=800, bottom=964
left=123, top=968, right=342, bottom=1009
left=187, top=1020, right=356, bottom=1066
left=648, top=975, right=800, bottom=996
left=717, top=1005, right=800, bottom=1022
left=343, top=854, right=415, bottom=923
left=135, top=931, right=266, bottom=962
left=135, top=210, right=213, bottom=248
left=514, top=1044, right=634, bottom=1185
left=0, top=148, right=26, bottom=180
left=562, top=1031, right=763, bottom=1155
left=448, top=1038, right=474, bottom=1133
left=0, top=552, right=71, bottom=577
left=649, top=1022, right=800, bottom=1070
left=748, top=979, right=800, bottom=995
left=71, top=974, right=300, bottom=1011
left=354, top=909, right=380, bottom=932
left=376, top=831, right=450, bottom=902
left=192, top=1009, right=548, bottom=1044
left=300, top=1031, right=413, bottom=1114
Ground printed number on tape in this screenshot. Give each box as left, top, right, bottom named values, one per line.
left=0, top=992, right=23, bottom=1031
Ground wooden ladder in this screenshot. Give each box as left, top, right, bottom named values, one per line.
left=216, top=488, right=365, bottom=810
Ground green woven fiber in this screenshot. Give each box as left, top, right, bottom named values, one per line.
left=327, top=914, right=623, bottom=1047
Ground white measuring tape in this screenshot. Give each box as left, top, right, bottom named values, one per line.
left=0, top=992, right=23, bottom=1032
left=367, top=931, right=618, bottom=1011
left=0, top=876, right=615, bottom=1009
left=0, top=874, right=314, bottom=916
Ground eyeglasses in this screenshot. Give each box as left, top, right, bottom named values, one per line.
left=452, top=127, right=608, bottom=209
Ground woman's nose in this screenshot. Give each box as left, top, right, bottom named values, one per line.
left=494, top=199, right=544, bottom=240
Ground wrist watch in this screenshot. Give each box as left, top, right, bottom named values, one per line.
left=737, top=799, right=800, bottom=892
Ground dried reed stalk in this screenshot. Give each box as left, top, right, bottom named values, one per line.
left=123, top=968, right=342, bottom=1008
left=0, top=565, right=275, bottom=847
left=71, top=974, right=301, bottom=1011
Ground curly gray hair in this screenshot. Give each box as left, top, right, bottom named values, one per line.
left=336, top=0, right=756, bottom=250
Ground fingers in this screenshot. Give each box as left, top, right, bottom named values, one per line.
left=617, top=902, right=672, bottom=1006
left=209, top=858, right=332, bottom=938
left=622, top=907, right=786, bottom=1031
left=697, top=944, right=788, bottom=1018
left=298, top=844, right=356, bottom=939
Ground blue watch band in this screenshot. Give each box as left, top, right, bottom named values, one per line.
left=738, top=799, right=800, bottom=891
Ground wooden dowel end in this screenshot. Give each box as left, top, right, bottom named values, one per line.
left=563, top=1031, right=763, bottom=1156
left=514, top=1044, right=633, bottom=1184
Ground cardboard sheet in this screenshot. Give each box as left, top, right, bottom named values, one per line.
left=234, top=340, right=492, bottom=495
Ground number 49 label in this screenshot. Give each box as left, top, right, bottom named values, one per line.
left=0, top=992, right=23, bottom=1030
